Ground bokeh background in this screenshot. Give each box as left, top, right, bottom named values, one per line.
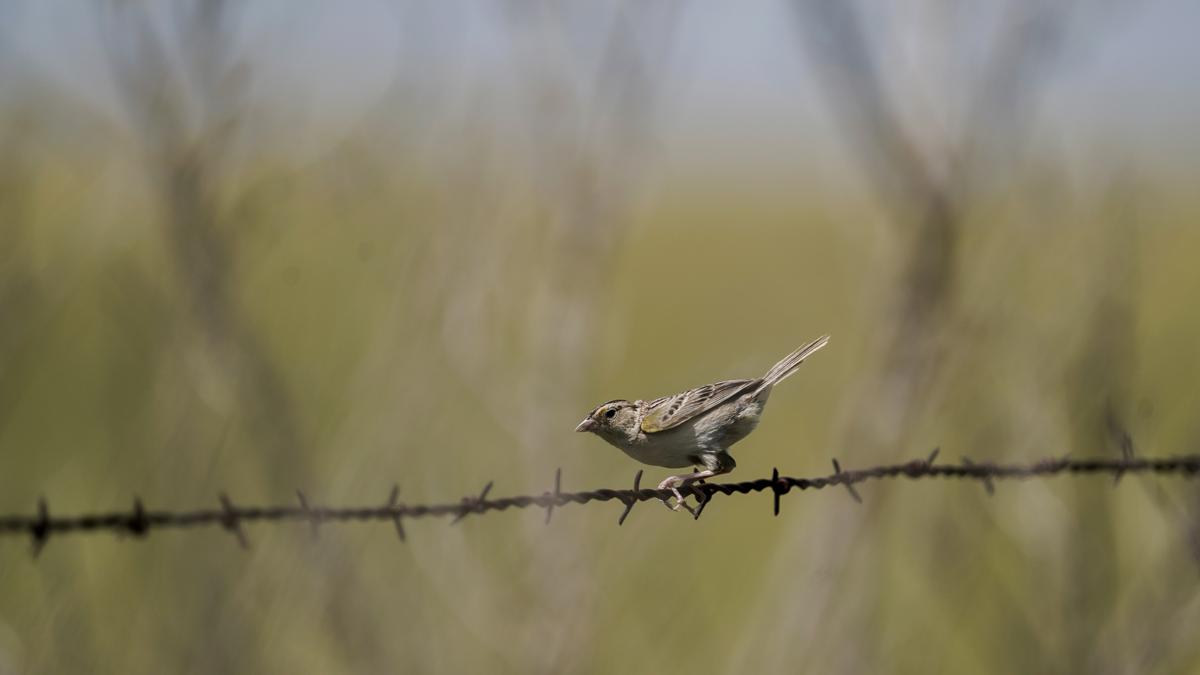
left=3, top=1, right=1200, bottom=672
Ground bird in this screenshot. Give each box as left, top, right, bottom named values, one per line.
left=575, top=335, right=830, bottom=511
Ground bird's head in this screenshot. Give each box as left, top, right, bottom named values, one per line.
left=575, top=399, right=640, bottom=442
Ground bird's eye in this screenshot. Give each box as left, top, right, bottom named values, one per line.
left=605, top=408, right=617, bottom=419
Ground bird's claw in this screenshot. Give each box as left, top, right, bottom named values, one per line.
left=657, top=477, right=697, bottom=516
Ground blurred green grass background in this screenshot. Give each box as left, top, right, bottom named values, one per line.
left=2, top=2, right=1200, bottom=673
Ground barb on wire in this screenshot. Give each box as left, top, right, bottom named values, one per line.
left=692, top=481, right=713, bottom=520
left=2, top=454, right=1198, bottom=554
left=617, top=470, right=643, bottom=526
left=219, top=493, right=249, bottom=549
left=544, top=468, right=562, bottom=525
left=961, top=457, right=995, bottom=495
left=451, top=482, right=494, bottom=525
left=831, top=459, right=863, bottom=503
left=128, top=498, right=149, bottom=538
left=771, top=467, right=785, bottom=517
left=31, top=498, right=48, bottom=557
left=386, top=485, right=406, bottom=542
left=296, top=491, right=319, bottom=537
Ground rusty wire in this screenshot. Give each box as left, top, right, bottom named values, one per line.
left=3, top=452, right=1199, bottom=555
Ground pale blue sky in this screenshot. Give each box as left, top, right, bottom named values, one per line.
left=4, top=1, right=1197, bottom=172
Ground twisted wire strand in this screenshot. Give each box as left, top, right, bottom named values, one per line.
left=3, top=453, right=1198, bottom=554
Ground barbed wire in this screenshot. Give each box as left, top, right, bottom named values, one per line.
left=3, top=451, right=1199, bottom=556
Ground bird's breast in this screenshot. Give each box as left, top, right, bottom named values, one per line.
left=613, top=428, right=701, bottom=468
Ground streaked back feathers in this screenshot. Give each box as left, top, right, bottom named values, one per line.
left=638, top=335, right=830, bottom=434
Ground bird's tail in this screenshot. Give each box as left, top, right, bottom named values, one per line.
left=752, top=335, right=830, bottom=397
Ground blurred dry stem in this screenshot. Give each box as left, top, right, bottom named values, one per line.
left=749, top=2, right=1144, bottom=671
left=793, top=0, right=1083, bottom=447
left=101, top=1, right=304, bottom=471
left=421, top=4, right=683, bottom=670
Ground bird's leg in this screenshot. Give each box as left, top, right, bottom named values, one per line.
left=657, top=469, right=718, bottom=513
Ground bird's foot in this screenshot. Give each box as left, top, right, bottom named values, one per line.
left=657, top=475, right=698, bottom=516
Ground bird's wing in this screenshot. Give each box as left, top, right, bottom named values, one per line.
left=639, top=379, right=758, bottom=433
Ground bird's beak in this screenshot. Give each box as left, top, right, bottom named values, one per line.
left=575, top=417, right=595, bottom=433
